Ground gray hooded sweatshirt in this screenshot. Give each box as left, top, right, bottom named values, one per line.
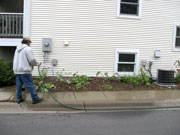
left=13, top=44, right=39, bottom=74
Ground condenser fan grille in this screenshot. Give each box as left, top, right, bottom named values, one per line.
left=157, top=69, right=175, bottom=85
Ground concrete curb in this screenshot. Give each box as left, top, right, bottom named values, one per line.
left=1, top=91, right=180, bottom=112
left=1, top=100, right=180, bottom=112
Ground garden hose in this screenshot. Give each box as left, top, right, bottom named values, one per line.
left=38, top=66, right=180, bottom=111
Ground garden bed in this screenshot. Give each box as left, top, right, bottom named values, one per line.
left=2, top=77, right=180, bottom=92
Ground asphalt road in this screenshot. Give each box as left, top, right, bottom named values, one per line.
left=0, top=110, right=180, bottom=135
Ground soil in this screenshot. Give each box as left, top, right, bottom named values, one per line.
left=1, top=77, right=180, bottom=92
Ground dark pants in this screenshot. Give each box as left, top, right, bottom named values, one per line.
left=16, top=74, right=38, bottom=102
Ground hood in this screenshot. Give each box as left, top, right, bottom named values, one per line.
left=17, top=44, right=28, bottom=53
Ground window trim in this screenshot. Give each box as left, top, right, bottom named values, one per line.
left=117, top=0, right=142, bottom=19
left=115, top=49, right=140, bottom=76
left=173, top=24, right=180, bottom=52
left=0, top=0, right=30, bottom=46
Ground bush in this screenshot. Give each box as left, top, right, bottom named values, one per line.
left=0, top=59, right=15, bottom=86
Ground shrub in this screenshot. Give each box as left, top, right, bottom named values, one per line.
left=0, top=59, right=15, bottom=86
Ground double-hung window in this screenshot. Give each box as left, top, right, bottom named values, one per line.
left=173, top=25, right=180, bottom=51
left=115, top=49, right=139, bottom=75
left=118, top=0, right=141, bottom=18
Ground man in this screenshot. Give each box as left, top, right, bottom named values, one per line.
left=13, top=37, right=43, bottom=104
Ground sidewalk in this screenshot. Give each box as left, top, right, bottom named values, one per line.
left=1, top=90, right=180, bottom=112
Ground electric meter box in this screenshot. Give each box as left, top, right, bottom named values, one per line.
left=42, top=38, right=52, bottom=52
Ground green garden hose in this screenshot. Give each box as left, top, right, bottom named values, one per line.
left=38, top=66, right=180, bottom=111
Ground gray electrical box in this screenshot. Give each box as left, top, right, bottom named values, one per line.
left=52, top=59, right=58, bottom=66
left=42, top=38, right=52, bottom=52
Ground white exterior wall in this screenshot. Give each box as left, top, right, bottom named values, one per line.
left=29, top=0, right=180, bottom=77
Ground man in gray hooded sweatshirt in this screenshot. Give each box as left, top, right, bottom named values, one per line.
left=13, top=37, right=43, bottom=104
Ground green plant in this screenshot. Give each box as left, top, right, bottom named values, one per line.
left=56, top=71, right=65, bottom=83
left=0, top=59, right=15, bottom=86
left=56, top=69, right=73, bottom=84
left=34, top=69, right=56, bottom=92
left=139, top=69, right=152, bottom=86
left=105, top=84, right=113, bottom=90
left=96, top=71, right=102, bottom=77
left=174, top=60, right=180, bottom=83
left=121, top=75, right=140, bottom=86
left=72, top=73, right=91, bottom=89
left=175, top=70, right=180, bottom=83
left=35, top=80, right=56, bottom=92
left=104, top=72, right=109, bottom=78
left=109, top=73, right=120, bottom=82
left=121, top=70, right=152, bottom=86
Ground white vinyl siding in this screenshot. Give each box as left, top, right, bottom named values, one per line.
left=29, top=0, right=180, bottom=78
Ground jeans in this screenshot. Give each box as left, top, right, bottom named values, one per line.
left=16, top=74, right=39, bottom=102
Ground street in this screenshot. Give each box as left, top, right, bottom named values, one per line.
left=0, top=110, right=180, bottom=135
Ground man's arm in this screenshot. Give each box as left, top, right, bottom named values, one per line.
left=25, top=47, right=39, bottom=66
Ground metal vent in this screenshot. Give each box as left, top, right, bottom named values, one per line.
left=157, top=69, right=175, bottom=85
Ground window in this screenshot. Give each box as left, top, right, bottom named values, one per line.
left=0, top=0, right=30, bottom=46
left=118, top=0, right=141, bottom=18
left=0, top=0, right=24, bottom=13
left=115, top=49, right=139, bottom=75
left=173, top=25, right=180, bottom=51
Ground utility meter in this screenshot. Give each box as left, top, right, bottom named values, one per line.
left=42, top=38, right=52, bottom=52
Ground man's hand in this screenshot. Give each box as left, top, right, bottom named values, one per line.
left=38, top=62, right=42, bottom=67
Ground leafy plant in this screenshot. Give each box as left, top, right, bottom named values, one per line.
left=34, top=69, right=56, bottom=92
left=139, top=69, right=152, bottom=86
left=105, top=84, right=113, bottom=90
left=56, top=71, right=65, bottom=83
left=72, top=73, right=91, bottom=89
left=175, top=73, right=180, bottom=83
left=0, top=59, right=15, bottom=86
left=56, top=69, right=73, bottom=84
left=96, top=71, right=102, bottom=77
left=109, top=73, right=120, bottom=82
left=121, top=75, right=140, bottom=86
left=104, top=72, right=109, bottom=78
left=121, top=70, right=152, bottom=86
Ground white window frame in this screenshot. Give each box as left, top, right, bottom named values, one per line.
left=117, top=0, right=142, bottom=19
left=173, top=24, right=180, bottom=52
left=115, top=49, right=139, bottom=76
left=0, top=0, right=30, bottom=46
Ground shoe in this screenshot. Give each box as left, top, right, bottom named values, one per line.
left=32, top=98, right=43, bottom=104
left=17, top=99, right=24, bottom=104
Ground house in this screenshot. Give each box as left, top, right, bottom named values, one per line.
left=0, top=0, right=180, bottom=78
